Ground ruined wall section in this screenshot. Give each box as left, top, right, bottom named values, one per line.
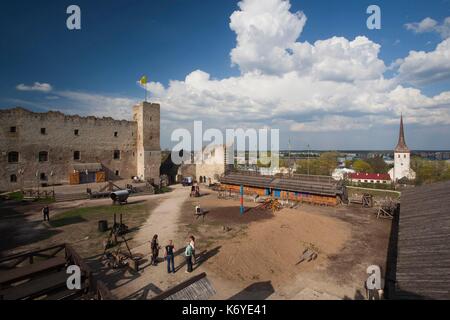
left=0, top=108, right=137, bottom=191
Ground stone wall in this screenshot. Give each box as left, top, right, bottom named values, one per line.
left=0, top=104, right=161, bottom=191
left=133, top=102, right=161, bottom=183
left=196, top=145, right=226, bottom=184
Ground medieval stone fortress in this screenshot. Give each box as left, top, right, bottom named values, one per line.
left=1, top=0, right=450, bottom=303
left=0, top=102, right=161, bottom=191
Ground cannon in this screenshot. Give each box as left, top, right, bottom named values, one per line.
left=110, top=189, right=130, bottom=205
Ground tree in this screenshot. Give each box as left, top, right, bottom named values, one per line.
left=295, top=152, right=338, bottom=176
left=345, top=160, right=353, bottom=168
left=412, top=157, right=450, bottom=185
left=352, top=159, right=372, bottom=173
left=318, top=152, right=339, bottom=176
left=366, top=156, right=390, bottom=173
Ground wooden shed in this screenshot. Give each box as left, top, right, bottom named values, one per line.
left=219, top=172, right=345, bottom=206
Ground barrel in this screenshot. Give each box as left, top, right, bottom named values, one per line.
left=98, top=220, right=108, bottom=232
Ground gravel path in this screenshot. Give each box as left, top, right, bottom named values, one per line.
left=111, top=184, right=194, bottom=299
left=131, top=184, right=191, bottom=250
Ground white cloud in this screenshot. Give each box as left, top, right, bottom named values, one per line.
left=405, top=17, right=450, bottom=39
left=405, top=17, right=438, bottom=34
left=228, top=0, right=386, bottom=81
left=289, top=115, right=370, bottom=132
left=16, top=82, right=53, bottom=92
left=142, top=0, right=450, bottom=133
left=55, top=91, right=137, bottom=119
left=229, top=0, right=307, bottom=75
left=12, top=1, right=450, bottom=138
left=395, top=38, right=450, bottom=85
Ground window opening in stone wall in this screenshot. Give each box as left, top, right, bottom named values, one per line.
left=39, top=151, right=49, bottom=162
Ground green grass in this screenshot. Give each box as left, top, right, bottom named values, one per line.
left=50, top=203, right=147, bottom=228
left=35, top=197, right=56, bottom=204
left=347, top=186, right=401, bottom=199
left=7, top=191, right=24, bottom=201
left=3, top=192, right=55, bottom=203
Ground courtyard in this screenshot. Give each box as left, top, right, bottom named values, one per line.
left=0, top=183, right=392, bottom=300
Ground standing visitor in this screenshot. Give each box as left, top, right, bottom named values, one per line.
left=165, top=240, right=175, bottom=274
left=42, top=205, right=50, bottom=222
left=190, top=235, right=196, bottom=265
left=185, top=241, right=193, bottom=273
left=150, top=234, right=161, bottom=266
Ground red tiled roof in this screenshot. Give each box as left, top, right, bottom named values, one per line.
left=349, top=172, right=391, bottom=181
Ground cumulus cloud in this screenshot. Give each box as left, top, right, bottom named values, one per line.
left=395, top=38, right=450, bottom=85
left=55, top=91, right=137, bottom=119
left=289, top=115, right=371, bottom=132
left=16, top=82, right=53, bottom=92
left=405, top=17, right=438, bottom=34
left=229, top=0, right=307, bottom=74
left=14, top=1, right=450, bottom=138
left=142, top=0, right=450, bottom=133
left=228, top=0, right=386, bottom=81
left=405, top=17, right=450, bottom=39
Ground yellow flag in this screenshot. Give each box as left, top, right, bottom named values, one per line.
left=139, top=75, right=148, bottom=86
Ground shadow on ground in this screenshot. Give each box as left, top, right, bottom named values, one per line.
left=122, top=283, right=163, bottom=300
left=0, top=201, right=62, bottom=256
left=173, top=246, right=221, bottom=273
left=228, top=281, right=275, bottom=300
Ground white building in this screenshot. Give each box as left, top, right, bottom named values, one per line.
left=195, top=144, right=233, bottom=185
left=332, top=168, right=356, bottom=181
left=349, top=172, right=391, bottom=184
left=388, top=115, right=416, bottom=182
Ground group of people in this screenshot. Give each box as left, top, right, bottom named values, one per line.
left=42, top=205, right=198, bottom=274
left=150, top=234, right=197, bottom=274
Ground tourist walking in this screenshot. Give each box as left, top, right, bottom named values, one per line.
left=164, top=240, right=175, bottom=274
left=185, top=241, right=193, bottom=273
left=190, top=235, right=196, bottom=265
left=42, top=205, right=50, bottom=222
left=150, top=234, right=161, bottom=266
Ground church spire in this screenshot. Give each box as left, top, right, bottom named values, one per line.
left=395, top=114, right=410, bottom=153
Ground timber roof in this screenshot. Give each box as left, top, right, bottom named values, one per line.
left=394, top=181, right=450, bottom=299
left=220, top=172, right=342, bottom=196
left=219, top=173, right=274, bottom=189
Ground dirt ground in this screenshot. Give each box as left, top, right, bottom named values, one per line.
left=0, top=184, right=392, bottom=300
left=180, top=189, right=392, bottom=300
left=0, top=193, right=167, bottom=258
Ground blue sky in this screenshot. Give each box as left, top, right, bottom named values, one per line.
left=1, top=0, right=450, bottom=150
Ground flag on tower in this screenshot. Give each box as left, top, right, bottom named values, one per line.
left=139, top=75, right=148, bottom=102
left=140, top=75, right=147, bottom=86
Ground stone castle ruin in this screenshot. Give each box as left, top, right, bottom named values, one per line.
left=0, top=102, right=161, bottom=191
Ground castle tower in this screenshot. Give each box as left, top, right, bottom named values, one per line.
left=133, top=102, right=161, bottom=183
left=391, top=115, right=414, bottom=181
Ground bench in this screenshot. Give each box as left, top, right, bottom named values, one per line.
left=0, top=257, right=66, bottom=288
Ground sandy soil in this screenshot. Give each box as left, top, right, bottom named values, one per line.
left=180, top=188, right=392, bottom=300
left=0, top=184, right=392, bottom=300
left=205, top=208, right=350, bottom=286
left=99, top=185, right=199, bottom=299
left=130, top=185, right=190, bottom=248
